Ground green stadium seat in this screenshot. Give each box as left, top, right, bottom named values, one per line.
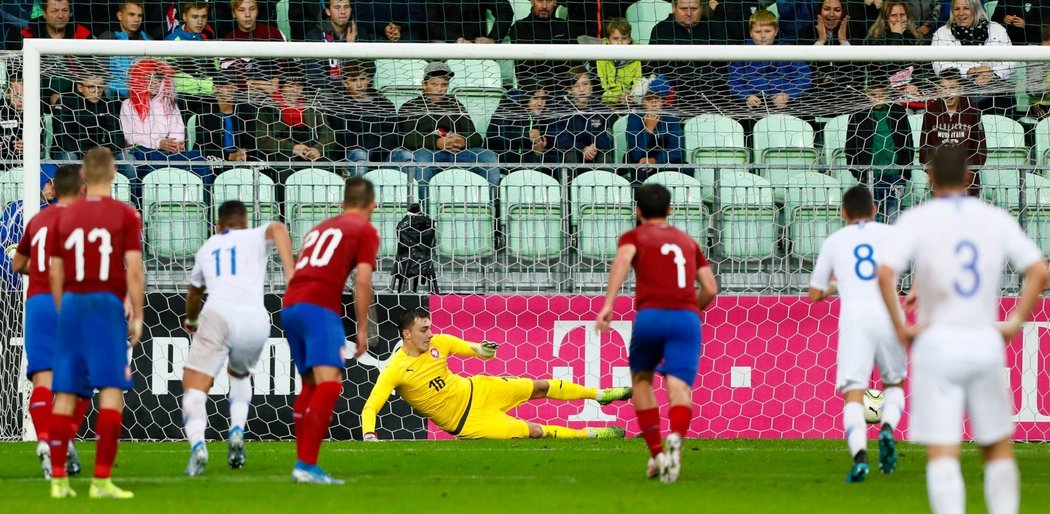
left=981, top=114, right=1029, bottom=209
left=276, top=0, right=291, bottom=39
left=1022, top=173, right=1050, bottom=254
left=903, top=169, right=930, bottom=209
left=501, top=169, right=563, bottom=260
left=448, top=60, right=504, bottom=138
left=753, top=114, right=819, bottom=202
left=375, top=59, right=428, bottom=110
left=821, top=114, right=857, bottom=188
left=42, top=113, right=53, bottom=159
left=0, top=167, right=24, bottom=207
left=644, top=172, right=707, bottom=243
left=111, top=173, right=132, bottom=204
left=717, top=170, right=776, bottom=260
left=570, top=170, right=633, bottom=259
left=142, top=167, right=208, bottom=260
left=362, top=168, right=412, bottom=258
left=907, top=113, right=923, bottom=164
left=612, top=116, right=629, bottom=165
left=683, top=114, right=749, bottom=200
left=284, top=168, right=345, bottom=252
left=185, top=114, right=198, bottom=152
left=428, top=169, right=495, bottom=258
left=212, top=168, right=279, bottom=223
left=784, top=172, right=843, bottom=259
left=1036, top=117, right=1050, bottom=166
left=626, top=0, right=673, bottom=44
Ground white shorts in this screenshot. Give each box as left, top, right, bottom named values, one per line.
left=184, top=304, right=270, bottom=378
left=909, top=326, right=1014, bottom=446
left=836, top=317, right=908, bottom=393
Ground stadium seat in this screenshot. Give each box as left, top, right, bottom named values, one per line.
left=821, top=114, right=857, bottom=188
left=0, top=167, right=24, bottom=207
left=683, top=114, right=749, bottom=200
left=784, top=172, right=843, bottom=259
left=1022, top=173, right=1050, bottom=254
left=643, top=172, right=707, bottom=243
left=626, top=0, right=673, bottom=45
left=284, top=168, right=345, bottom=252
left=185, top=114, right=198, bottom=152
left=212, top=168, right=279, bottom=223
left=753, top=114, right=819, bottom=202
left=142, top=167, right=208, bottom=260
left=612, top=116, right=629, bottom=165
left=570, top=170, right=633, bottom=259
left=1036, top=117, right=1050, bottom=166
left=717, top=170, right=776, bottom=260
left=374, top=59, right=428, bottom=110
left=501, top=170, right=563, bottom=260
left=902, top=169, right=930, bottom=208
left=42, top=113, right=53, bottom=159
left=362, top=168, right=412, bottom=258
left=275, top=0, right=291, bottom=40
left=111, top=173, right=132, bottom=204
left=449, top=59, right=505, bottom=138
left=907, top=113, right=923, bottom=164
left=981, top=114, right=1029, bottom=209
left=428, top=168, right=495, bottom=258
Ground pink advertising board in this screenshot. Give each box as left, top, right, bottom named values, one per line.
left=426, top=295, right=1050, bottom=441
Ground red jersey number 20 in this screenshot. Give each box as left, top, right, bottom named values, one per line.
left=296, top=228, right=344, bottom=270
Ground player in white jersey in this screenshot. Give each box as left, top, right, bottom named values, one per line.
left=809, top=185, right=907, bottom=483
left=878, top=146, right=1048, bottom=514
left=181, top=200, right=295, bottom=476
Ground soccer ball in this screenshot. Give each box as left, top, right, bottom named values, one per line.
left=863, top=389, right=884, bottom=424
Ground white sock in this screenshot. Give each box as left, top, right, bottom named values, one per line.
left=881, top=386, right=905, bottom=430
left=843, top=402, right=867, bottom=458
left=228, top=375, right=252, bottom=433
left=927, top=457, right=966, bottom=514
left=984, top=459, right=1019, bottom=514
left=183, top=388, right=208, bottom=450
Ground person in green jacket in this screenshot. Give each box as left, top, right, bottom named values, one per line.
left=596, top=18, right=642, bottom=107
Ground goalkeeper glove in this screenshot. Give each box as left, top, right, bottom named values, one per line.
left=4, top=243, right=17, bottom=260
left=471, top=341, right=499, bottom=359
left=363, top=432, right=379, bottom=442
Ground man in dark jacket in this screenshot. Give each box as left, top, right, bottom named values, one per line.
left=191, top=78, right=256, bottom=165
left=303, top=0, right=358, bottom=92
left=355, top=0, right=426, bottom=42
left=508, top=0, right=582, bottom=89
left=992, top=0, right=1049, bottom=45
left=648, top=0, right=730, bottom=113
left=487, top=79, right=559, bottom=168
left=328, top=62, right=398, bottom=177
left=5, top=0, right=93, bottom=105
left=428, top=0, right=514, bottom=43
left=53, top=74, right=133, bottom=178
left=845, top=85, right=914, bottom=223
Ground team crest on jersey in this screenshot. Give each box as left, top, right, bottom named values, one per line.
left=430, top=348, right=440, bottom=359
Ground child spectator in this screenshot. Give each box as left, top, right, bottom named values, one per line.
left=255, top=74, right=334, bottom=179
left=488, top=78, right=559, bottom=167
left=166, top=1, right=215, bottom=41
left=193, top=76, right=256, bottom=165
left=596, top=18, right=642, bottom=107
left=729, top=10, right=812, bottom=111
left=552, top=66, right=614, bottom=170
left=625, top=77, right=686, bottom=183
left=844, top=84, right=914, bottom=223
left=99, top=1, right=151, bottom=98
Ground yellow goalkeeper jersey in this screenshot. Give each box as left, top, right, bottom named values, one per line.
left=361, top=334, right=479, bottom=435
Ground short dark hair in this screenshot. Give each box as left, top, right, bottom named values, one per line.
left=118, top=1, right=143, bottom=12
left=842, top=185, right=874, bottom=220
left=938, top=68, right=962, bottom=84
left=217, top=200, right=248, bottom=226
left=343, top=176, right=375, bottom=208
left=53, top=164, right=82, bottom=198
left=82, top=146, right=115, bottom=184
left=929, top=145, right=969, bottom=188
left=398, top=308, right=430, bottom=333
left=182, top=1, right=210, bottom=13
left=635, top=183, right=671, bottom=219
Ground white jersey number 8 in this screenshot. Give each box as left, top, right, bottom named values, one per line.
left=296, top=228, right=343, bottom=270
left=661, top=243, right=687, bottom=289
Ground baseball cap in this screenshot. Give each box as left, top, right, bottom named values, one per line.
left=645, top=75, right=671, bottom=98
left=423, top=61, right=455, bottom=80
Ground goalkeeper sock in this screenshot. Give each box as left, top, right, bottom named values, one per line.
left=540, top=425, right=590, bottom=438
left=635, top=407, right=663, bottom=458
left=843, top=402, right=867, bottom=459
left=182, top=388, right=208, bottom=450
left=927, top=457, right=965, bottom=514
left=48, top=413, right=74, bottom=478
left=881, top=386, right=905, bottom=431
left=29, top=386, right=52, bottom=441
left=669, top=405, right=692, bottom=437
left=94, top=408, right=122, bottom=479
left=300, top=381, right=342, bottom=466
left=544, top=379, right=598, bottom=401
left=72, top=396, right=91, bottom=434
left=293, top=382, right=317, bottom=457
left=984, top=459, right=1019, bottom=514
left=228, top=375, right=252, bottom=433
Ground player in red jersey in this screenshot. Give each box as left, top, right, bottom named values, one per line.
left=596, top=183, right=718, bottom=484
left=13, top=165, right=91, bottom=479
left=282, top=176, right=378, bottom=484
left=46, top=147, right=144, bottom=499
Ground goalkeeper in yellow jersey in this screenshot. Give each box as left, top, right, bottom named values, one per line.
left=361, top=308, right=633, bottom=440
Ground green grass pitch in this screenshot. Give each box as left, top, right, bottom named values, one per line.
left=2, top=439, right=1049, bottom=513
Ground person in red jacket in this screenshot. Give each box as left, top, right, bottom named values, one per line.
left=920, top=69, right=987, bottom=196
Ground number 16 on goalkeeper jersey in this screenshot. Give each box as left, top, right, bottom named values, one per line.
left=281, top=177, right=379, bottom=485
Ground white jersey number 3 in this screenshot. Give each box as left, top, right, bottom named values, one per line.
left=64, top=227, right=113, bottom=282
left=296, top=228, right=343, bottom=270
left=661, top=243, right=687, bottom=288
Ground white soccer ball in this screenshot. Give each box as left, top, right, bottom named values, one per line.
left=863, top=389, right=884, bottom=424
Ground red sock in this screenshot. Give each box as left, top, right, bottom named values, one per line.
left=94, top=408, right=122, bottom=479
left=293, top=382, right=317, bottom=463
left=29, top=386, right=53, bottom=442
left=635, top=407, right=663, bottom=458
left=71, top=397, right=91, bottom=435
left=48, top=413, right=74, bottom=478
left=300, top=381, right=342, bottom=466
left=669, top=405, right=692, bottom=437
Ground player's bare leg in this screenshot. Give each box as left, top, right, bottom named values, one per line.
left=291, top=367, right=344, bottom=485
left=530, top=378, right=632, bottom=406
left=631, top=371, right=669, bottom=481
left=181, top=368, right=214, bottom=476
left=842, top=389, right=870, bottom=483
left=227, top=367, right=252, bottom=469
left=981, top=438, right=1019, bottom=514
left=925, top=444, right=964, bottom=514
left=663, top=375, right=692, bottom=484
left=88, top=388, right=133, bottom=499
left=878, top=381, right=905, bottom=475
left=29, top=371, right=54, bottom=479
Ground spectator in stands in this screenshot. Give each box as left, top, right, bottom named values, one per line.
left=193, top=76, right=256, bottom=166
left=774, top=0, right=816, bottom=43
left=552, top=66, right=614, bottom=170
left=222, top=0, right=285, bottom=98
left=1025, top=23, right=1050, bottom=118
left=488, top=78, right=559, bottom=168
left=797, top=0, right=870, bottom=113
left=100, top=1, right=152, bottom=98
left=565, top=0, right=634, bottom=39
left=648, top=0, right=730, bottom=113
left=0, top=2, right=33, bottom=45
left=710, top=1, right=770, bottom=43
left=5, top=0, right=93, bottom=105
left=328, top=61, right=398, bottom=177
left=255, top=74, right=334, bottom=178
left=54, top=74, right=133, bottom=178
left=932, top=0, right=1015, bottom=115
left=625, top=77, right=685, bottom=183
left=304, top=0, right=358, bottom=91
left=166, top=2, right=218, bottom=98
left=0, top=78, right=31, bottom=165
left=508, top=0, right=582, bottom=90
left=920, top=69, right=986, bottom=196
left=0, top=167, right=57, bottom=290
left=991, top=0, right=1048, bottom=45
left=394, top=61, right=499, bottom=200
left=119, top=58, right=210, bottom=184
left=167, top=1, right=214, bottom=41
left=429, top=0, right=514, bottom=44
left=355, top=0, right=426, bottom=42
left=845, top=84, right=914, bottom=223
left=729, top=10, right=812, bottom=113
left=213, top=0, right=275, bottom=41
left=596, top=18, right=642, bottom=107
left=866, top=1, right=929, bottom=108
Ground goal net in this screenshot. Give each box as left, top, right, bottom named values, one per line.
left=3, top=38, right=1050, bottom=442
